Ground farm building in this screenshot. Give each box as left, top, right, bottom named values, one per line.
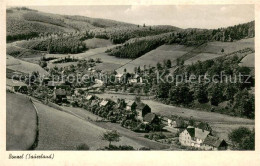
left=53, top=88, right=68, bottom=102
left=143, top=113, right=159, bottom=124
left=136, top=102, right=151, bottom=120
left=179, top=126, right=210, bottom=148
left=164, top=117, right=187, bottom=133
left=115, top=73, right=125, bottom=82
left=201, top=135, right=228, bottom=150
left=99, top=100, right=109, bottom=107
left=126, top=100, right=137, bottom=111
left=86, top=95, right=95, bottom=101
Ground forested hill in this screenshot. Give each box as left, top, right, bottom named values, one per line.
left=107, top=21, right=255, bottom=59
left=6, top=7, right=136, bottom=42
left=6, top=7, right=180, bottom=42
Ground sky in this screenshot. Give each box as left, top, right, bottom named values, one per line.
left=27, top=5, right=254, bottom=29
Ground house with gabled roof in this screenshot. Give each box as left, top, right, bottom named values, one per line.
left=143, top=113, right=159, bottom=124
left=53, top=88, right=68, bottom=103
left=136, top=102, right=151, bottom=120
left=99, top=100, right=109, bottom=107
left=201, top=135, right=228, bottom=150
left=179, top=126, right=210, bottom=148
left=86, top=95, right=95, bottom=101
left=126, top=100, right=137, bottom=111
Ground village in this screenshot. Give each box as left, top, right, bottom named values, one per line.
left=7, top=56, right=229, bottom=151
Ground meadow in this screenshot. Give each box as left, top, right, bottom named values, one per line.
left=6, top=92, right=37, bottom=150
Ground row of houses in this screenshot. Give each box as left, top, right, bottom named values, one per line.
left=84, top=94, right=157, bottom=122
left=179, top=126, right=228, bottom=150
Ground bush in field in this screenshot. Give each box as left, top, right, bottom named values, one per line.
left=76, top=143, right=90, bottom=150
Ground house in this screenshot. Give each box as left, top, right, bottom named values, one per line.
left=90, top=100, right=99, bottom=107
left=168, top=118, right=186, bottom=128
left=128, top=79, right=138, bottom=84
left=143, top=113, right=159, bottom=124
left=201, top=135, right=228, bottom=150
left=115, top=73, right=125, bottom=82
left=86, top=95, right=95, bottom=101
left=179, top=127, right=210, bottom=148
left=99, top=100, right=109, bottom=107
left=136, top=102, right=151, bottom=120
left=126, top=100, right=137, bottom=111
left=54, top=88, right=67, bottom=102
left=165, top=117, right=187, bottom=133
left=128, top=74, right=143, bottom=84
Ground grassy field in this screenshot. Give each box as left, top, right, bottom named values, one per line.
left=84, top=38, right=113, bottom=48
left=6, top=92, right=37, bottom=150
left=33, top=101, right=147, bottom=150
left=239, top=53, right=255, bottom=68
left=116, top=44, right=192, bottom=73
left=116, top=38, right=254, bottom=73
left=7, top=55, right=48, bottom=75
left=201, top=38, right=254, bottom=54
left=184, top=53, right=222, bottom=65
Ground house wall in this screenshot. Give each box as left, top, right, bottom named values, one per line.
left=179, top=130, right=192, bottom=146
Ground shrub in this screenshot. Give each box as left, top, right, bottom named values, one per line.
left=76, top=143, right=90, bottom=150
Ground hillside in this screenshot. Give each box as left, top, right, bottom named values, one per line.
left=7, top=7, right=179, bottom=44
left=6, top=92, right=37, bottom=150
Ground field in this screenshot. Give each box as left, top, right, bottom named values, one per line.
left=33, top=100, right=146, bottom=150
left=6, top=55, right=48, bottom=75
left=239, top=53, right=255, bottom=68
left=116, top=38, right=254, bottom=73
left=116, top=44, right=192, bottom=73
left=45, top=45, right=131, bottom=71
left=6, top=92, right=37, bottom=150
left=184, top=53, right=222, bottom=65
left=83, top=38, right=113, bottom=48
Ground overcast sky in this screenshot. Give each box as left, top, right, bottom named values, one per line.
left=27, top=5, right=254, bottom=29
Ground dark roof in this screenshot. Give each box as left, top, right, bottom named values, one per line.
left=127, top=100, right=136, bottom=106
left=186, top=127, right=210, bottom=140
left=143, top=113, right=157, bottom=123
left=203, top=135, right=226, bottom=147
left=136, top=102, right=149, bottom=110
left=54, top=88, right=67, bottom=96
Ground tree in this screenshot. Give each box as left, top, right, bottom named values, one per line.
left=101, top=130, right=121, bottom=146
left=228, top=127, right=254, bottom=150
left=166, top=59, right=172, bottom=68
left=157, top=62, right=162, bottom=70
left=221, top=48, right=224, bottom=53
left=143, top=23, right=146, bottom=27
left=195, top=84, right=208, bottom=103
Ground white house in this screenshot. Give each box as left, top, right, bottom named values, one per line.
left=179, top=126, right=210, bottom=148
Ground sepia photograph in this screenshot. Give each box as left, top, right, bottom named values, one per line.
left=4, top=4, right=256, bottom=153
